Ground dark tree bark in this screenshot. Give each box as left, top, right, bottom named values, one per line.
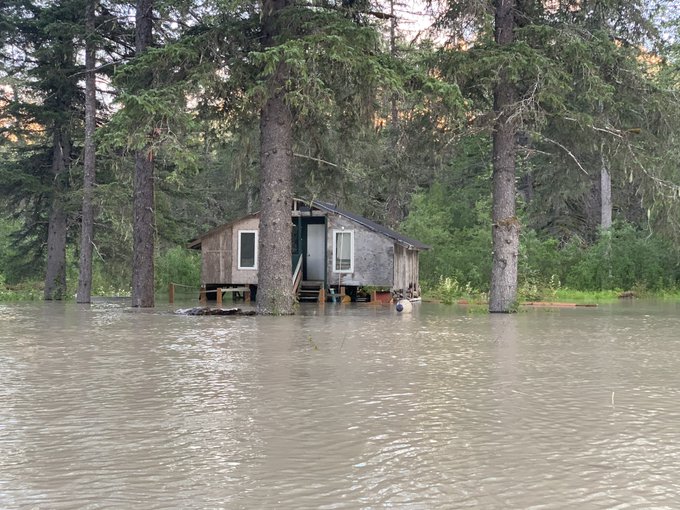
left=257, top=0, right=296, bottom=315
left=76, top=0, right=97, bottom=304
left=489, top=0, right=519, bottom=313
left=44, top=128, right=70, bottom=300
left=134, top=0, right=153, bottom=55
left=131, top=0, right=155, bottom=308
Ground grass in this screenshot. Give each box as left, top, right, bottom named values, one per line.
left=425, top=276, right=680, bottom=308
left=0, top=282, right=43, bottom=301
left=549, top=289, right=620, bottom=303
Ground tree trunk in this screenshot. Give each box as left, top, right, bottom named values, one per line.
left=134, top=0, right=153, bottom=55
left=44, top=129, right=69, bottom=301
left=385, top=0, right=401, bottom=229
left=600, top=155, right=612, bottom=230
left=489, top=0, right=519, bottom=313
left=76, top=0, right=97, bottom=304
left=257, top=0, right=295, bottom=315
left=131, top=0, right=155, bottom=308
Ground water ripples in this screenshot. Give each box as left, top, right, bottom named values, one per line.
left=2, top=302, right=680, bottom=508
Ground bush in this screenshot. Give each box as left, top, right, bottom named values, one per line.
left=404, top=181, right=680, bottom=298
left=564, top=223, right=680, bottom=291
left=402, top=185, right=492, bottom=291
left=431, top=276, right=483, bottom=304
left=155, top=246, right=200, bottom=291
left=0, top=277, right=42, bottom=301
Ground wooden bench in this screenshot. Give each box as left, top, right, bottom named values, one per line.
left=206, top=286, right=251, bottom=306
left=169, top=283, right=251, bottom=305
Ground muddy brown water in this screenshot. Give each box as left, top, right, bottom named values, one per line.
left=1, top=300, right=680, bottom=509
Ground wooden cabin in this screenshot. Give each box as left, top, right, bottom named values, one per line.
left=187, top=198, right=429, bottom=302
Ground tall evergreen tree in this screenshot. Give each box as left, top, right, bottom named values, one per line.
left=256, top=0, right=296, bottom=314
left=76, top=0, right=98, bottom=303
left=0, top=0, right=84, bottom=299
left=489, top=0, right=519, bottom=313
left=436, top=0, right=676, bottom=310
left=160, top=1, right=404, bottom=314
left=131, top=0, right=155, bottom=307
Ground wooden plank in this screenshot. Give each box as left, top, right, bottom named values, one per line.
left=220, top=286, right=250, bottom=293
left=522, top=301, right=598, bottom=308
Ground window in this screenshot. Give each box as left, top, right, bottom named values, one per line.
left=333, top=230, right=354, bottom=273
left=238, top=230, right=258, bottom=269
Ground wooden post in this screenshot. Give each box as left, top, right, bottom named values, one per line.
left=217, top=287, right=223, bottom=307
left=200, top=285, right=207, bottom=305
left=168, top=282, right=175, bottom=304
left=244, top=289, right=251, bottom=303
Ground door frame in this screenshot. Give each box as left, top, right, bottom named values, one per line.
left=302, top=217, right=326, bottom=285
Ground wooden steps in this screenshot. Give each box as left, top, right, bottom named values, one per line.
left=298, top=280, right=324, bottom=303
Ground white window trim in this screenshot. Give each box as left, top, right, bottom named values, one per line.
left=332, top=229, right=354, bottom=273
left=237, top=230, right=258, bottom=270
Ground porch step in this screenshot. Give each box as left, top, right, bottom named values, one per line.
left=298, top=280, right=324, bottom=303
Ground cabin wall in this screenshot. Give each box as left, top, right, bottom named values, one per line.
left=393, top=244, right=420, bottom=293
left=195, top=208, right=423, bottom=291
left=200, top=225, right=233, bottom=285
left=230, top=216, right=260, bottom=285
left=326, top=215, right=393, bottom=287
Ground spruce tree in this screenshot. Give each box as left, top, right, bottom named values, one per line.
left=76, top=0, right=98, bottom=303
left=437, top=0, right=678, bottom=311
left=0, top=0, right=84, bottom=299
left=131, top=0, right=156, bottom=308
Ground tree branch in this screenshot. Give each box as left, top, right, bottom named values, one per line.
left=541, top=136, right=589, bottom=175
left=293, top=152, right=341, bottom=168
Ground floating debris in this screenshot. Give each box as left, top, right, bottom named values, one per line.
left=175, top=307, right=256, bottom=316
left=395, top=299, right=413, bottom=313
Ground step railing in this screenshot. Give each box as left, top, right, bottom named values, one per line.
left=292, top=253, right=303, bottom=295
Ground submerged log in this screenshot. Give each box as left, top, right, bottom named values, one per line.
left=175, top=307, right=256, bottom=316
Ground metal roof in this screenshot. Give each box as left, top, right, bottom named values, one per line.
left=309, top=200, right=430, bottom=251
left=188, top=200, right=430, bottom=251
left=186, top=212, right=259, bottom=249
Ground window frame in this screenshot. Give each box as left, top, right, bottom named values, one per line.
left=237, top=230, right=258, bottom=270
left=332, top=229, right=354, bottom=273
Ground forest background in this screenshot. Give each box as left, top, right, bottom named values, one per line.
left=1, top=0, right=680, bottom=308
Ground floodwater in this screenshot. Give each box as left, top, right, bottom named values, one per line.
left=1, top=299, right=680, bottom=509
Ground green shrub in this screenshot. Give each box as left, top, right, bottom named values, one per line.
left=155, top=246, right=200, bottom=291
left=430, top=276, right=483, bottom=304
left=404, top=179, right=680, bottom=297
left=565, top=223, right=680, bottom=291
left=402, top=185, right=492, bottom=291
left=0, top=276, right=42, bottom=301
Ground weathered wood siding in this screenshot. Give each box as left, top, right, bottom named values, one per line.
left=325, top=215, right=393, bottom=287
left=195, top=207, right=423, bottom=291
left=230, top=216, right=260, bottom=285
left=200, top=225, right=233, bottom=285
left=393, top=244, right=420, bottom=292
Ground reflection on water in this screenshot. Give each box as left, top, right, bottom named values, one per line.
left=2, top=300, right=680, bottom=508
